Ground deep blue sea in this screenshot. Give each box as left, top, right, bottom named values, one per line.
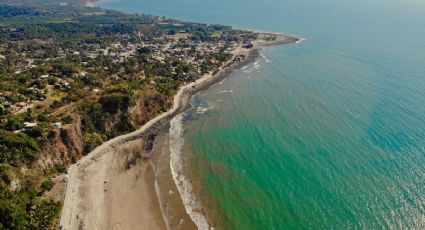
left=99, top=0, right=425, bottom=228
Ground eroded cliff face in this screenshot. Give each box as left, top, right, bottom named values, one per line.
left=38, top=117, right=85, bottom=169
left=37, top=89, right=171, bottom=170
left=128, top=91, right=172, bottom=127
left=102, top=90, right=171, bottom=134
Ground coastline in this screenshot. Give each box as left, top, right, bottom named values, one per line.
left=59, top=33, right=301, bottom=230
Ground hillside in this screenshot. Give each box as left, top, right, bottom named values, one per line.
left=0, top=0, right=258, bottom=228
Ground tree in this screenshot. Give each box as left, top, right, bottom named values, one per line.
left=84, top=132, right=105, bottom=152
left=99, top=94, right=130, bottom=113
left=40, top=179, right=53, bottom=192
left=5, top=116, right=22, bottom=131
left=0, top=198, right=27, bottom=229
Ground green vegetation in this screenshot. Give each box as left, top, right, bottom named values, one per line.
left=0, top=133, right=40, bottom=166
left=0, top=5, right=41, bottom=17
left=40, top=179, right=53, bottom=192
left=100, top=93, right=132, bottom=113
left=83, top=132, right=106, bottom=152
left=0, top=0, right=258, bottom=228
left=0, top=189, right=61, bottom=230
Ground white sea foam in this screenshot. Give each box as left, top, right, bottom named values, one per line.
left=169, top=114, right=210, bottom=230
left=211, top=79, right=227, bottom=88
left=254, top=61, right=261, bottom=70
left=196, top=106, right=209, bottom=114
left=219, top=89, right=234, bottom=94
left=295, top=38, right=306, bottom=44
left=259, top=51, right=271, bottom=63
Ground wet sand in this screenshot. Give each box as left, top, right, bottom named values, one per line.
left=151, top=124, right=198, bottom=229
left=59, top=34, right=300, bottom=230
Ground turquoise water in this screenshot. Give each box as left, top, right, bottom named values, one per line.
left=99, top=0, right=425, bottom=228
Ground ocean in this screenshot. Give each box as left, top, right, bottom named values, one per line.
left=98, top=0, right=425, bottom=228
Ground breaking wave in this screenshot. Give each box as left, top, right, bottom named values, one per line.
left=254, top=61, right=261, bottom=70
left=169, top=114, right=210, bottom=230
left=219, top=89, right=234, bottom=94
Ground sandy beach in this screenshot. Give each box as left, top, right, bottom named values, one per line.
left=59, top=33, right=299, bottom=230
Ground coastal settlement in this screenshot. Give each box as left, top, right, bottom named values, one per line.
left=0, top=0, right=272, bottom=228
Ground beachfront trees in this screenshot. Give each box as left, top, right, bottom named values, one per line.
left=0, top=1, right=259, bottom=228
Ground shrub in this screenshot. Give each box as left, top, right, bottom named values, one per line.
left=26, top=127, right=43, bottom=138
left=99, top=93, right=130, bottom=113
left=84, top=132, right=106, bottom=152
left=4, top=116, right=23, bottom=131
left=40, top=179, right=53, bottom=192
left=0, top=164, right=13, bottom=186
left=61, top=115, right=73, bottom=124
left=0, top=133, right=39, bottom=166
left=0, top=198, right=27, bottom=229
left=50, top=164, right=66, bottom=175
left=37, top=114, right=49, bottom=122
left=27, top=199, right=61, bottom=230
left=50, top=100, right=62, bottom=109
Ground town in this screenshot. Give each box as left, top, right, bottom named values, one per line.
left=0, top=1, right=258, bottom=228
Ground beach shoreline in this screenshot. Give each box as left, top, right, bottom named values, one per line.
left=59, top=33, right=300, bottom=230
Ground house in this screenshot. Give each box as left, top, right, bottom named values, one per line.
left=27, top=86, right=40, bottom=92
left=3, top=101, right=11, bottom=108
left=224, top=47, right=233, bottom=54
left=52, top=122, right=62, bottom=129
left=236, top=54, right=246, bottom=62
left=23, top=122, right=37, bottom=131
left=61, top=81, right=71, bottom=89
left=243, top=42, right=254, bottom=49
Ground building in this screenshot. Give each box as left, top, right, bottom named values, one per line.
left=52, top=122, right=62, bottom=129
left=23, top=122, right=38, bottom=131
